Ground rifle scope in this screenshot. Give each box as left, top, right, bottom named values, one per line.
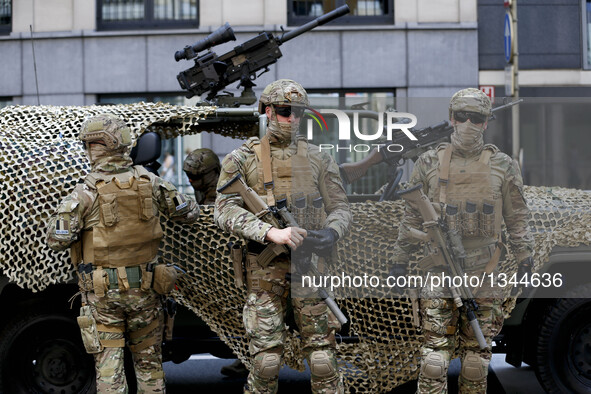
left=175, top=22, right=236, bottom=61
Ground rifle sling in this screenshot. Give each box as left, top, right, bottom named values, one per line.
left=260, top=135, right=276, bottom=207
left=438, top=145, right=453, bottom=204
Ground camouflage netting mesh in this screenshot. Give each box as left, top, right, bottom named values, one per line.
left=2, top=104, right=591, bottom=392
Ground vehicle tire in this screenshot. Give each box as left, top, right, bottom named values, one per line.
left=535, top=283, right=591, bottom=393
left=0, top=306, right=96, bottom=394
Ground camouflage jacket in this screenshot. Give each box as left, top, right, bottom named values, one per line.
left=214, top=136, right=351, bottom=243
left=393, top=143, right=534, bottom=264
left=46, top=165, right=199, bottom=251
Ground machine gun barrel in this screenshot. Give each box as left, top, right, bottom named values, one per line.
left=278, top=5, right=350, bottom=43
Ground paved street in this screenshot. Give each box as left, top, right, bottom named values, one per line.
left=164, top=353, right=545, bottom=393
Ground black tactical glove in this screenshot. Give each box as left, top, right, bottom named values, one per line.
left=513, top=256, right=534, bottom=297
left=303, top=228, right=339, bottom=258
left=293, top=248, right=313, bottom=275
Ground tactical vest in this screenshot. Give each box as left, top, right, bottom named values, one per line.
left=250, top=135, right=325, bottom=230
left=433, top=144, right=503, bottom=244
left=81, top=166, right=163, bottom=268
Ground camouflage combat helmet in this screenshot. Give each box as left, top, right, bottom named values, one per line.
left=183, top=148, right=221, bottom=177
left=258, top=79, right=310, bottom=114
left=449, top=88, right=492, bottom=118
left=79, top=113, right=132, bottom=151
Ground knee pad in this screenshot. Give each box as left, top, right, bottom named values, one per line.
left=421, top=351, right=450, bottom=380
left=309, top=350, right=337, bottom=379
left=461, top=351, right=489, bottom=382
left=253, top=351, right=282, bottom=380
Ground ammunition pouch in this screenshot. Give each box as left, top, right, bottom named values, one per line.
left=77, top=306, right=103, bottom=354
left=153, top=264, right=178, bottom=295
left=462, top=244, right=497, bottom=272
left=86, top=265, right=150, bottom=296
left=141, top=264, right=154, bottom=292
left=230, top=243, right=245, bottom=288
left=77, top=263, right=94, bottom=292
left=92, top=267, right=109, bottom=298
left=245, top=254, right=289, bottom=298
left=247, top=275, right=289, bottom=298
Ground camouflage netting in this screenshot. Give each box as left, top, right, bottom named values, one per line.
left=2, top=104, right=591, bottom=392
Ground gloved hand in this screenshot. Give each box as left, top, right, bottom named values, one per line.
left=513, top=256, right=534, bottom=297
left=293, top=248, right=313, bottom=275
left=302, top=228, right=339, bottom=257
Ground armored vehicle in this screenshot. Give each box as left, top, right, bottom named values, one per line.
left=0, top=102, right=590, bottom=393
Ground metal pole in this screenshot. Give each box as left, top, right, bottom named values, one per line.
left=511, top=0, right=521, bottom=162
left=176, top=136, right=184, bottom=192
left=29, top=25, right=41, bottom=106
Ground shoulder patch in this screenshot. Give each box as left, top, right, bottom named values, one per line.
left=221, top=153, right=240, bottom=175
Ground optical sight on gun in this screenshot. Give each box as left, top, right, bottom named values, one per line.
left=174, top=23, right=236, bottom=62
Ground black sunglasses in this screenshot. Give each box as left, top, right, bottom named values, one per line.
left=274, top=105, right=305, bottom=118
left=453, top=111, right=488, bottom=124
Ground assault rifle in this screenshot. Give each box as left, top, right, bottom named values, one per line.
left=398, top=183, right=488, bottom=349
left=175, top=5, right=350, bottom=106
left=338, top=100, right=523, bottom=193
left=218, top=173, right=348, bottom=325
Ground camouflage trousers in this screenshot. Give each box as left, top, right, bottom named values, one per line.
left=243, top=264, right=343, bottom=394
left=87, top=288, right=165, bottom=393
left=416, top=273, right=504, bottom=394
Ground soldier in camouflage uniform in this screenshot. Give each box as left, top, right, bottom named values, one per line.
left=183, top=148, right=250, bottom=377
left=46, top=114, right=199, bottom=393
left=390, top=88, right=534, bottom=393
left=215, top=79, right=351, bottom=394
left=183, top=148, right=221, bottom=205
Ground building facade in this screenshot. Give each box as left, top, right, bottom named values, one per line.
left=1, top=0, right=590, bottom=190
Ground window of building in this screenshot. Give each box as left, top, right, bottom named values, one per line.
left=97, top=0, right=198, bottom=31
left=288, top=0, right=393, bottom=26
left=584, top=0, right=591, bottom=69
left=0, top=0, right=11, bottom=35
